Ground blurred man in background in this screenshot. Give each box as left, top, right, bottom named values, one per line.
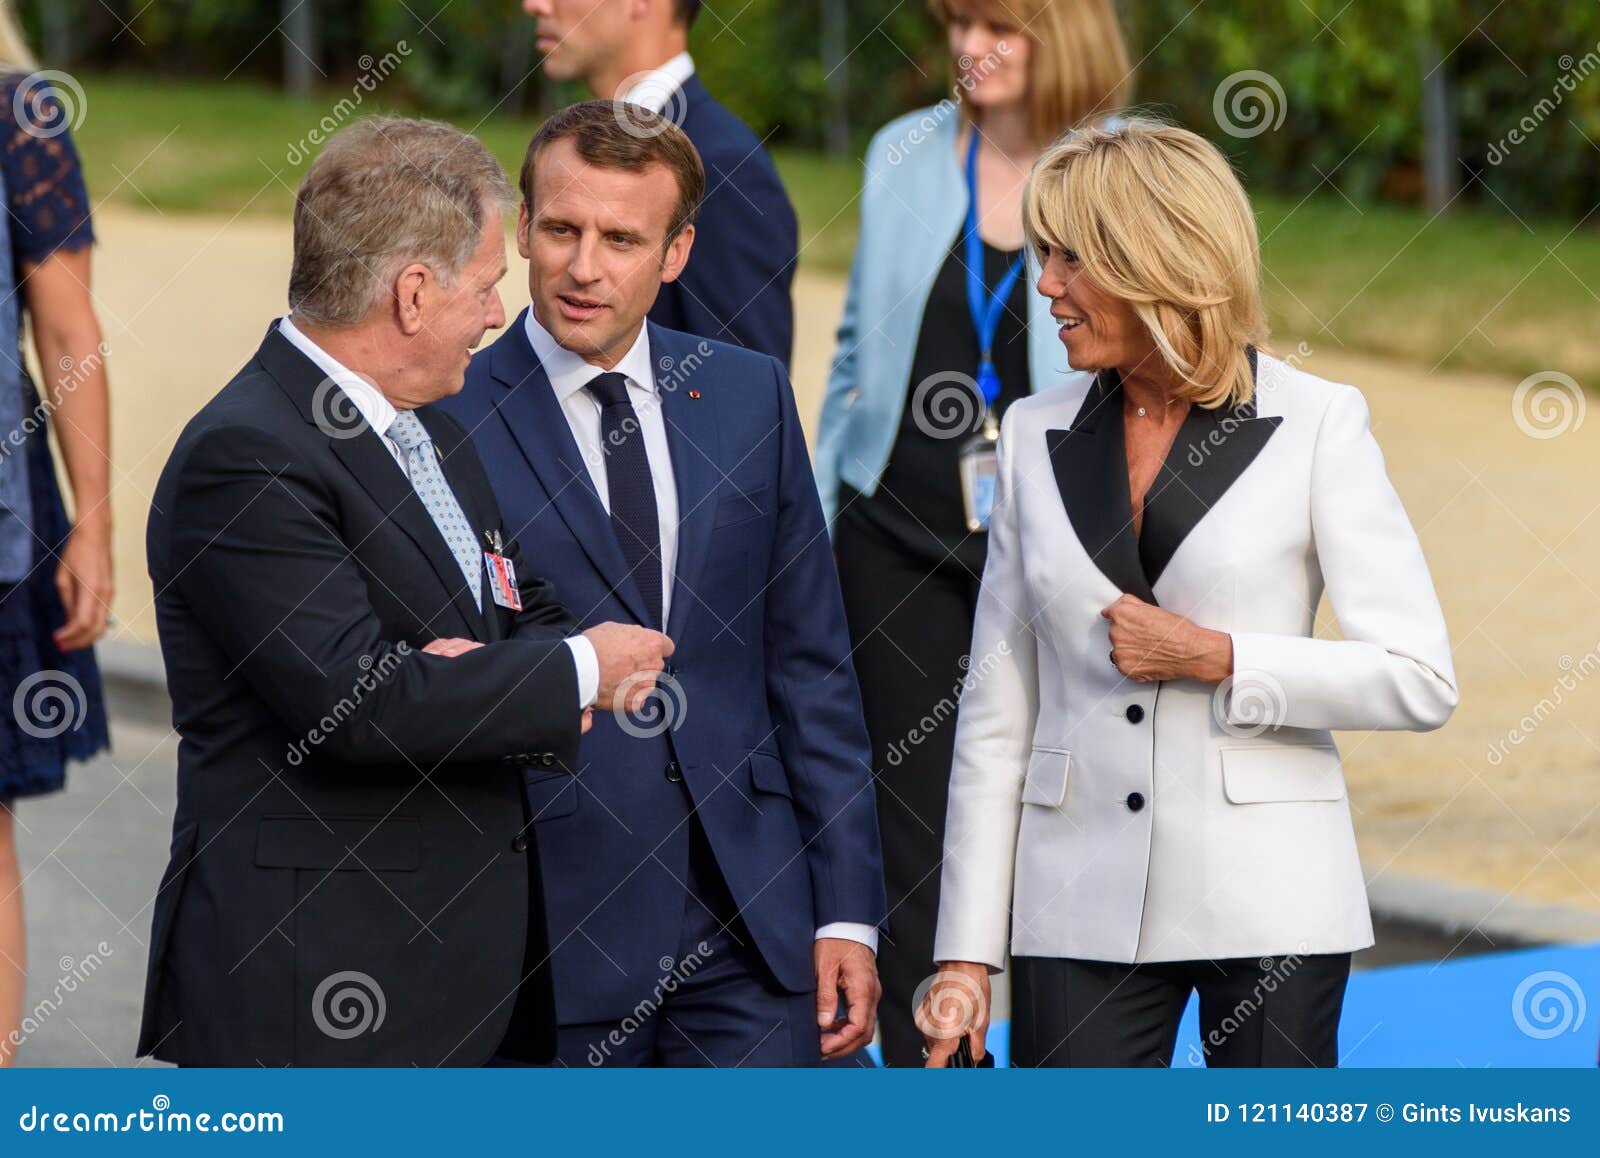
left=522, top=0, right=798, bottom=368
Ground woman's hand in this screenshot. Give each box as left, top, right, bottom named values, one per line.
left=917, top=961, right=992, bottom=1066
left=52, top=517, right=113, bottom=652
left=1102, top=593, right=1233, bottom=683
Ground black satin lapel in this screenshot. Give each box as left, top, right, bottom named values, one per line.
left=1139, top=353, right=1282, bottom=588
left=1046, top=374, right=1156, bottom=605
left=330, top=428, right=488, bottom=639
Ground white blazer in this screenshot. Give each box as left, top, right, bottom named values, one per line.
left=932, top=350, right=1458, bottom=969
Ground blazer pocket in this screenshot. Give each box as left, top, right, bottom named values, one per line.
left=1021, top=747, right=1071, bottom=807
left=1220, top=745, right=1345, bottom=804
left=254, top=816, right=421, bottom=871
left=526, top=770, right=579, bottom=821
left=747, top=751, right=792, bottom=799
left=714, top=484, right=769, bottom=528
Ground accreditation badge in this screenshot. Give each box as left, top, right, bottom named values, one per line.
left=958, top=411, right=1001, bottom=533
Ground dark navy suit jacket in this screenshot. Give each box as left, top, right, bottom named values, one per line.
left=440, top=314, right=884, bottom=1024
left=649, top=74, right=797, bottom=370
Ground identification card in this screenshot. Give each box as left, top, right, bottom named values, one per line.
left=959, top=419, right=1001, bottom=533
left=484, top=552, right=523, bottom=611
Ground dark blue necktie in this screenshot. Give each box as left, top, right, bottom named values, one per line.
left=587, top=371, right=663, bottom=629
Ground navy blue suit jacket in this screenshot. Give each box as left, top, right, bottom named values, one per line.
left=440, top=314, right=884, bottom=1024
left=649, top=74, right=797, bottom=370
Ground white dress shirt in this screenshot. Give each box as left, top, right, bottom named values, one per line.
left=279, top=316, right=599, bottom=708
left=524, top=310, right=876, bottom=954
left=619, top=51, right=695, bottom=115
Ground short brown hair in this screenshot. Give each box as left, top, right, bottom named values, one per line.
left=519, top=100, right=705, bottom=243
left=290, top=116, right=514, bottom=327
left=675, top=0, right=703, bottom=27
left=930, top=0, right=1132, bottom=145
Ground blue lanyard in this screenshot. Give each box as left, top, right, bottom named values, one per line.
left=964, top=131, right=1025, bottom=411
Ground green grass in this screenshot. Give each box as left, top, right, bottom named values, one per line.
left=72, top=74, right=1600, bottom=382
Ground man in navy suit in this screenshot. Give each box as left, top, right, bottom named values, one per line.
left=522, top=0, right=797, bottom=368
left=440, top=102, right=884, bottom=1066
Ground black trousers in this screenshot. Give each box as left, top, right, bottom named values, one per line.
left=1011, top=953, right=1353, bottom=1068
left=835, top=514, right=982, bottom=1068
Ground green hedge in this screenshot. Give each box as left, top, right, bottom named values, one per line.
left=20, top=0, right=1600, bottom=220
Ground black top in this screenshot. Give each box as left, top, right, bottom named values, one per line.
left=840, top=237, right=1032, bottom=576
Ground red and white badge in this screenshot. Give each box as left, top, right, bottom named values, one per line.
left=482, top=530, right=522, bottom=611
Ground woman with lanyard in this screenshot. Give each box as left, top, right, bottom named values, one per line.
left=814, top=0, right=1130, bottom=1066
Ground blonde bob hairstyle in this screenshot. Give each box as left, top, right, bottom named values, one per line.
left=929, top=0, right=1131, bottom=145
left=0, top=1, right=37, bottom=73
left=1023, top=116, right=1268, bottom=410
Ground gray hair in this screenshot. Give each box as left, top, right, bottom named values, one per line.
left=289, top=116, right=514, bottom=327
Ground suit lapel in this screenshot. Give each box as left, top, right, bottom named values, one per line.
left=1046, top=372, right=1155, bottom=604
left=487, top=319, right=653, bottom=627
left=256, top=324, right=488, bottom=639
left=652, top=325, right=720, bottom=644
left=1139, top=348, right=1282, bottom=587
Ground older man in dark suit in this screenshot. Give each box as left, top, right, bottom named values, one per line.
left=139, top=116, right=669, bottom=1067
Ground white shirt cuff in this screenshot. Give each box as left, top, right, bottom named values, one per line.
left=815, top=922, right=879, bottom=954
left=563, top=636, right=599, bottom=709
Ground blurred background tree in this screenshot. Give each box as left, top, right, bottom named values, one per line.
left=12, top=0, right=1600, bottom=220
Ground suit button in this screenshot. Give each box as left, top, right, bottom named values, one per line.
left=1126, top=792, right=1146, bottom=813
left=511, top=833, right=529, bottom=853
left=539, top=753, right=556, bottom=768
left=1125, top=704, right=1145, bottom=724
left=665, top=761, right=683, bottom=783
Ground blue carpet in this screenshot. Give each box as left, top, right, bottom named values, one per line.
left=873, top=943, right=1599, bottom=1068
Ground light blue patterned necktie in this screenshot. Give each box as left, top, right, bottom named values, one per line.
left=386, top=409, right=482, bottom=611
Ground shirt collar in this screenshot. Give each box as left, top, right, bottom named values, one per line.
left=523, top=307, right=657, bottom=405
left=278, top=315, right=401, bottom=439
left=619, top=51, right=695, bottom=113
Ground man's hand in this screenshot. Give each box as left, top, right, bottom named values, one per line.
left=582, top=622, right=675, bottom=715
left=422, top=637, right=483, bottom=658
left=815, top=937, right=881, bottom=1060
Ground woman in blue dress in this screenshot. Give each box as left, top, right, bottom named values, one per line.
left=0, top=5, right=112, bottom=1064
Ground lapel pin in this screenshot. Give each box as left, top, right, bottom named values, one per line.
left=688, top=390, right=701, bottom=399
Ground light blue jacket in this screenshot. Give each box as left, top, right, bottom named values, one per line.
left=814, top=104, right=1090, bottom=527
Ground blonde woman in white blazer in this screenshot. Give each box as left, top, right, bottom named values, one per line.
left=918, top=118, right=1458, bottom=1068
